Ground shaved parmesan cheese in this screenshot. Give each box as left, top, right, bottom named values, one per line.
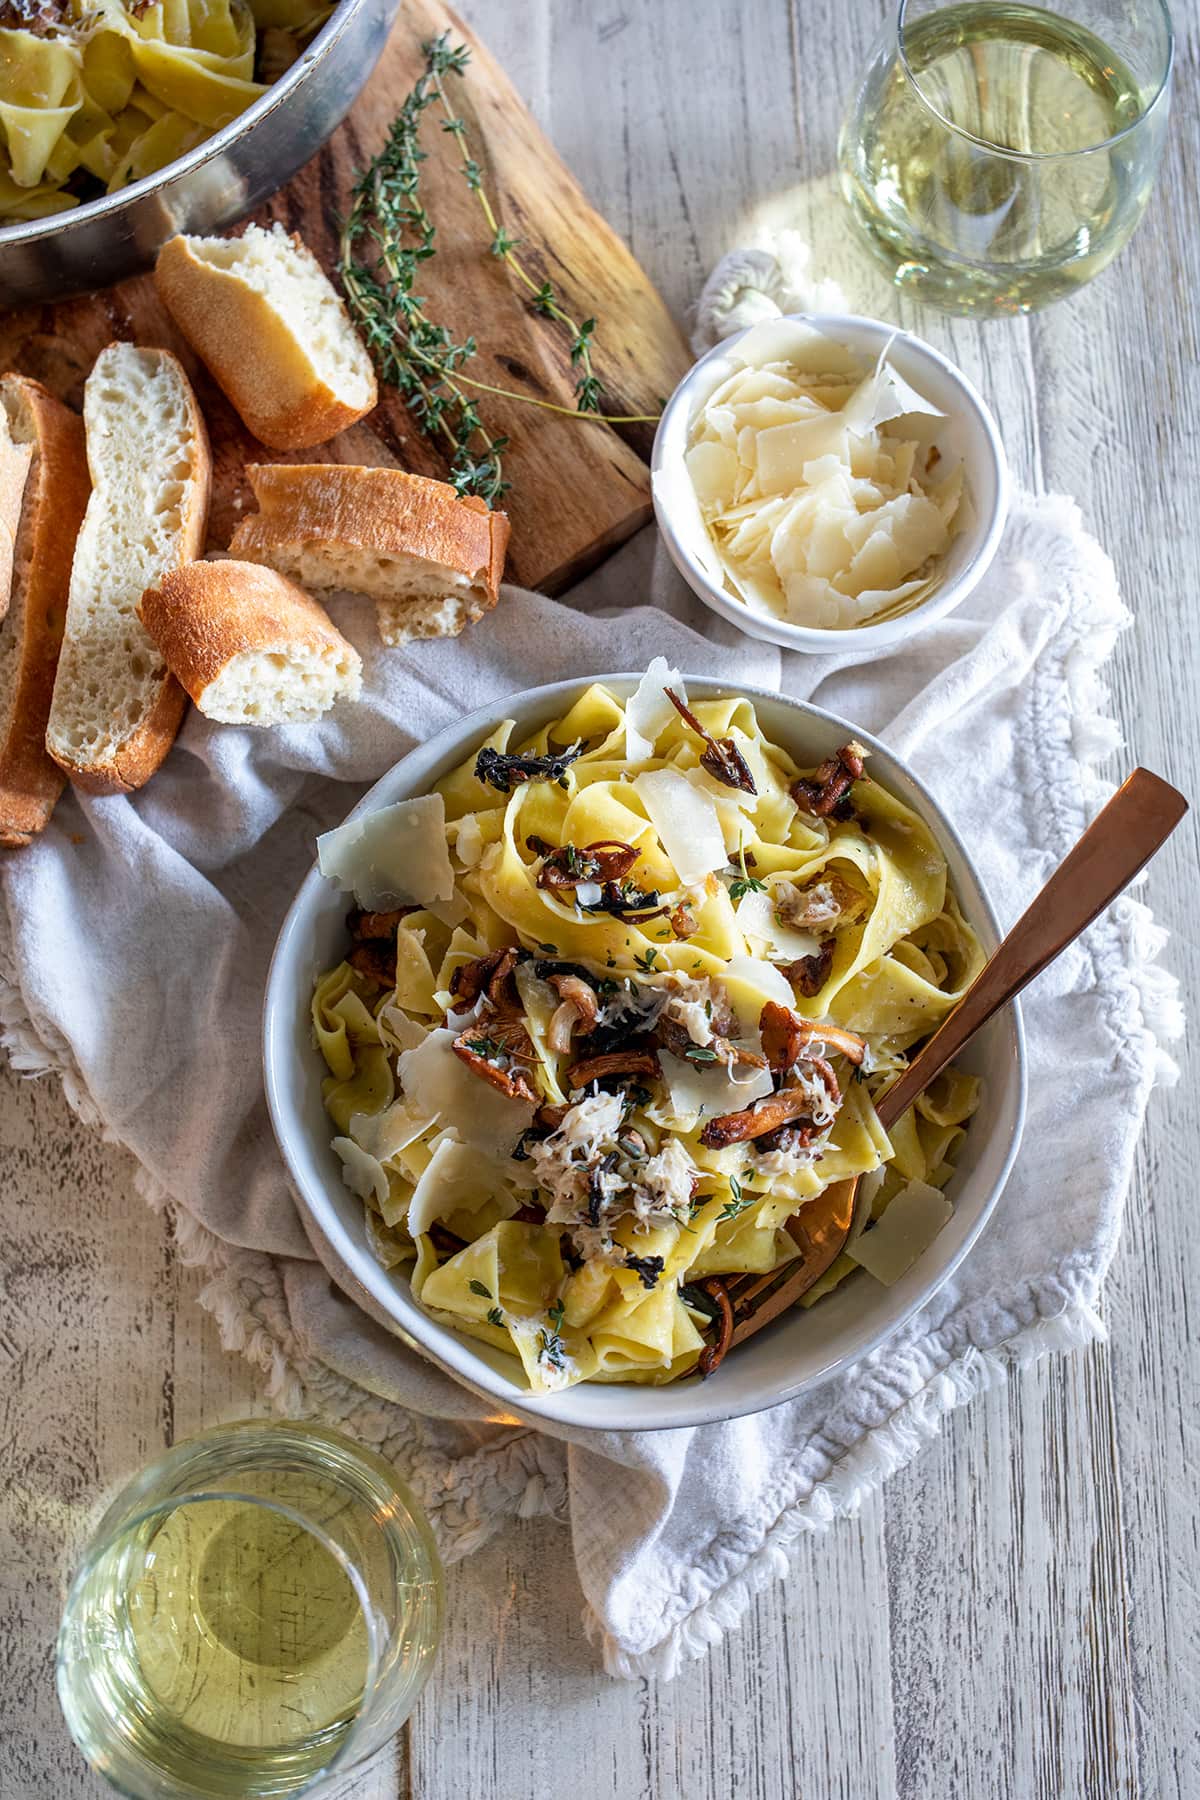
left=626, top=657, right=683, bottom=763
left=755, top=414, right=849, bottom=493
left=407, top=1136, right=516, bottom=1237
left=377, top=1004, right=429, bottom=1053
left=733, top=317, right=864, bottom=375
left=426, top=890, right=471, bottom=930
left=454, top=813, right=483, bottom=867
left=658, top=1049, right=774, bottom=1130
left=398, top=1028, right=535, bottom=1152
left=681, top=324, right=966, bottom=631
left=575, top=880, right=603, bottom=908
left=332, top=1135, right=389, bottom=1207
left=685, top=440, right=739, bottom=506
left=350, top=1098, right=430, bottom=1162
left=318, top=795, right=455, bottom=909
left=721, top=953, right=797, bottom=1035
left=847, top=1178, right=952, bottom=1285
left=634, top=769, right=727, bottom=885
left=864, top=347, right=946, bottom=428
left=734, top=887, right=822, bottom=963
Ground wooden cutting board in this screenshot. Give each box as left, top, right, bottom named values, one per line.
left=0, top=0, right=691, bottom=593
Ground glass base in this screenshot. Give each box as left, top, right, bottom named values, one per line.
left=839, top=174, right=1118, bottom=316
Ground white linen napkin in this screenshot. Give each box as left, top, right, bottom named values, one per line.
left=0, top=251, right=1182, bottom=1678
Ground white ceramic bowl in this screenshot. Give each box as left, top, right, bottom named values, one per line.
left=263, top=676, right=1026, bottom=1432
left=652, top=314, right=1010, bottom=657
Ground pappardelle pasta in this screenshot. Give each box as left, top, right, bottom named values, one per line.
left=312, top=665, right=985, bottom=1393
left=0, top=0, right=331, bottom=220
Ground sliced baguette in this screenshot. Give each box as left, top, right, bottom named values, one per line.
left=0, top=378, right=89, bottom=847
left=46, top=344, right=211, bottom=796
left=155, top=225, right=378, bottom=451
left=227, top=463, right=510, bottom=646
left=138, top=560, right=362, bottom=725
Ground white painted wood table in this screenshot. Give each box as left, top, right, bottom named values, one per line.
left=2, top=2, right=1197, bottom=1795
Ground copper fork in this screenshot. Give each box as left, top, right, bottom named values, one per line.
left=695, top=767, right=1188, bottom=1371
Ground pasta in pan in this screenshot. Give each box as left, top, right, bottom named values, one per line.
left=0, top=0, right=331, bottom=219
left=312, top=665, right=985, bottom=1393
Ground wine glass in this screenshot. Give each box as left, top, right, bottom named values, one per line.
left=56, top=1420, right=443, bottom=1798
left=838, top=0, right=1173, bottom=315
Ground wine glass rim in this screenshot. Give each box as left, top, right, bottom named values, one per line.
left=57, top=1488, right=384, bottom=1798
left=894, top=0, right=1175, bottom=162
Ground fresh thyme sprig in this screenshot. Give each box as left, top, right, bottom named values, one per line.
left=729, top=835, right=767, bottom=903
left=337, top=31, right=658, bottom=503
left=717, top=1174, right=756, bottom=1223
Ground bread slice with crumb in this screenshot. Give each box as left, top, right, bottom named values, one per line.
left=227, top=463, right=509, bottom=646
left=155, top=224, right=378, bottom=451
left=45, top=343, right=211, bottom=796
left=0, top=377, right=90, bottom=846
left=139, top=560, right=362, bottom=725
left=0, top=395, right=32, bottom=626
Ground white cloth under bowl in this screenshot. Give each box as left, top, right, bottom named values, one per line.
left=0, top=245, right=1183, bottom=1678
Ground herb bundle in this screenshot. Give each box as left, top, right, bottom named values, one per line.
left=338, top=32, right=657, bottom=504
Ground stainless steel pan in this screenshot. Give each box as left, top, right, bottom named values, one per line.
left=0, top=0, right=401, bottom=307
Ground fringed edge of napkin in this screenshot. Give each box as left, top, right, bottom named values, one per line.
left=589, top=1296, right=1104, bottom=1681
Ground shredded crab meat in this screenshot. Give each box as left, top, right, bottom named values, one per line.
left=528, top=1092, right=698, bottom=1257
left=659, top=976, right=720, bottom=1046
left=774, top=872, right=868, bottom=931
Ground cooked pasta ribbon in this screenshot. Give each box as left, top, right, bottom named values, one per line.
left=0, top=0, right=321, bottom=214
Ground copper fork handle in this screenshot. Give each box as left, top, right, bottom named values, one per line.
left=875, top=768, right=1188, bottom=1132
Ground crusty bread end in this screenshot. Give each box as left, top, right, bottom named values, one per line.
left=227, top=463, right=509, bottom=645
left=45, top=344, right=211, bottom=796
left=139, top=559, right=362, bottom=725
left=155, top=224, right=378, bottom=451
left=0, top=377, right=88, bottom=847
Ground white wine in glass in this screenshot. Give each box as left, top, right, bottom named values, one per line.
left=839, top=0, right=1173, bottom=314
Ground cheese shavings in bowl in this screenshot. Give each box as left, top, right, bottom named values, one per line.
left=683, top=319, right=968, bottom=631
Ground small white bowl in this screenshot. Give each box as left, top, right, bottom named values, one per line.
left=263, top=677, right=1026, bottom=1433
left=652, top=314, right=1010, bottom=656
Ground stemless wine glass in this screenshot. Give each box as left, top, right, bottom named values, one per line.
left=56, top=1420, right=443, bottom=1799
left=838, top=0, right=1173, bottom=314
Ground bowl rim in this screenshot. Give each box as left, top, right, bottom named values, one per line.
left=263, top=673, right=1027, bottom=1433
left=652, top=312, right=1011, bottom=655
left=0, top=0, right=364, bottom=249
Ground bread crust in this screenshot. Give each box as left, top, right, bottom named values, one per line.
left=47, top=345, right=211, bottom=798
left=0, top=378, right=88, bottom=847
left=228, top=463, right=510, bottom=605
left=155, top=233, right=378, bottom=451
left=138, top=559, right=357, bottom=710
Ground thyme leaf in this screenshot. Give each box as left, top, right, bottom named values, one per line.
left=728, top=834, right=767, bottom=902
left=717, top=1173, right=756, bottom=1223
